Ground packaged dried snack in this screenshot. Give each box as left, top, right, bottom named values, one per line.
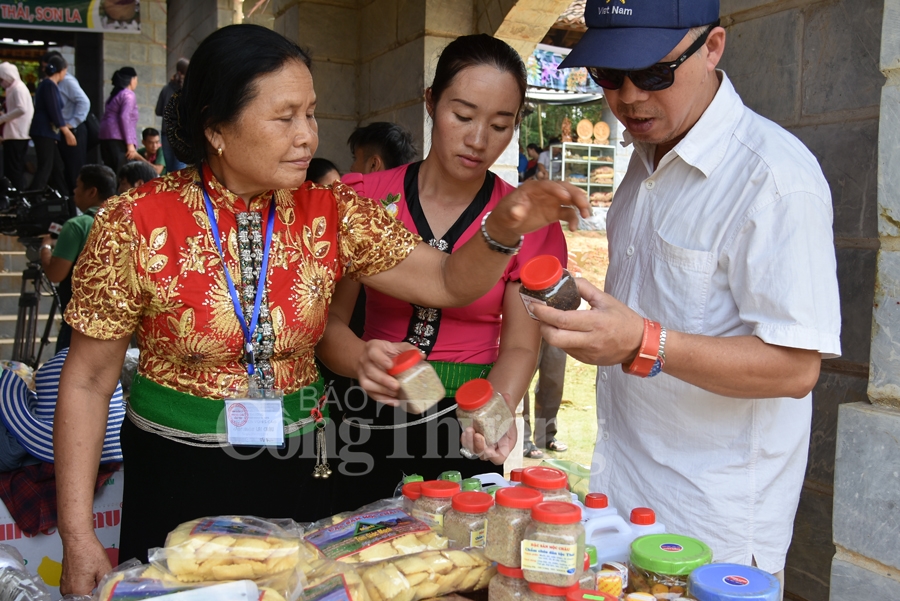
left=357, top=547, right=495, bottom=601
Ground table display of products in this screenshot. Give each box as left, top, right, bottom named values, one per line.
left=547, top=143, right=616, bottom=207
left=626, top=534, right=712, bottom=598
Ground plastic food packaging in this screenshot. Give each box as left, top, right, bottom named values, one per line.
left=302, top=558, right=371, bottom=601
left=595, top=562, right=628, bottom=599
left=538, top=459, right=591, bottom=503
left=303, top=499, right=449, bottom=564
left=490, top=564, right=530, bottom=601
left=521, top=466, right=572, bottom=503
left=411, top=480, right=460, bottom=532
left=525, top=582, right=579, bottom=601
left=456, top=379, right=514, bottom=447
left=461, top=477, right=483, bottom=491
left=484, top=486, right=544, bottom=567
left=388, top=350, right=445, bottom=414
left=0, top=543, right=52, bottom=601
left=588, top=507, right=666, bottom=566
left=578, top=553, right=596, bottom=590
left=626, top=534, right=712, bottom=598
left=439, top=470, right=462, bottom=483
left=688, top=563, right=780, bottom=601
left=519, top=255, right=581, bottom=318
left=443, top=491, right=493, bottom=549
left=566, top=590, right=618, bottom=601
left=356, top=547, right=495, bottom=601
left=521, top=501, right=585, bottom=587
left=578, top=494, right=617, bottom=522
left=509, top=468, right=525, bottom=483
left=147, top=516, right=310, bottom=598
left=401, top=482, right=423, bottom=513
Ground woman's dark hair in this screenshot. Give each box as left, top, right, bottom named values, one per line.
left=347, top=122, right=417, bottom=169
left=167, top=24, right=312, bottom=166
left=428, top=34, right=527, bottom=123
left=526, top=143, right=542, bottom=154
left=307, top=158, right=340, bottom=185
left=43, top=55, right=67, bottom=77
left=107, top=66, right=137, bottom=104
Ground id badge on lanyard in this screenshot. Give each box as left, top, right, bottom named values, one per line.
left=202, top=179, right=282, bottom=447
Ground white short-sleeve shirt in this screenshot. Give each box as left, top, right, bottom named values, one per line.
left=594, top=72, right=841, bottom=573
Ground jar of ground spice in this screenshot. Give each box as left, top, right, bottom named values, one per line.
left=519, top=255, right=580, bottom=319
left=388, top=350, right=445, bottom=414
left=522, top=466, right=572, bottom=503
left=525, top=582, right=579, bottom=601
left=444, top=490, right=494, bottom=549
left=485, top=486, right=544, bottom=567
left=401, top=481, right=423, bottom=513
left=490, top=564, right=530, bottom=601
left=456, top=379, right=514, bottom=447
left=412, top=480, right=460, bottom=532
left=522, top=501, right=585, bottom=587
left=509, top=468, right=525, bottom=484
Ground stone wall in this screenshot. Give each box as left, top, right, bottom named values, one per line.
left=718, top=1, right=885, bottom=600
left=103, top=0, right=168, bottom=132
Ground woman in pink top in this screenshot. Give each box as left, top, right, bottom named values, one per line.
left=319, top=34, right=572, bottom=508
left=98, top=67, right=139, bottom=174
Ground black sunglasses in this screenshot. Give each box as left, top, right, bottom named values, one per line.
left=588, top=20, right=720, bottom=92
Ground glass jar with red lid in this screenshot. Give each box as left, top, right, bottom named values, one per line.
left=519, top=255, right=580, bottom=318
left=444, top=490, right=493, bottom=549
left=485, top=486, right=544, bottom=567
left=412, top=480, right=460, bottom=532
left=522, top=466, right=572, bottom=503
left=455, top=378, right=513, bottom=447
left=522, top=501, right=585, bottom=587
left=388, top=349, right=445, bottom=414
left=401, top=481, right=423, bottom=513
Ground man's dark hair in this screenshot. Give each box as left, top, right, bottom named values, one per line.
left=347, top=122, right=417, bottom=170
left=307, top=158, right=339, bottom=184
left=142, top=127, right=160, bottom=139
left=41, top=50, right=63, bottom=64
left=118, top=161, right=158, bottom=187
left=78, top=164, right=117, bottom=201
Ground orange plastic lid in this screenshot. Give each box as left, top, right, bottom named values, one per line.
left=419, top=480, right=460, bottom=498
left=387, top=349, right=424, bottom=375
left=451, top=491, right=494, bottom=513
left=528, top=582, right=579, bottom=596
left=455, top=378, right=494, bottom=411
left=566, top=590, right=617, bottom=601
left=401, top=481, right=422, bottom=501
left=521, top=255, right=564, bottom=290
left=585, top=493, right=609, bottom=509
left=630, top=507, right=656, bottom=525
left=496, top=564, right=525, bottom=579
left=531, top=501, right=582, bottom=524
left=509, top=468, right=525, bottom=482
left=495, top=486, right=543, bottom=509
left=522, top=466, right=568, bottom=490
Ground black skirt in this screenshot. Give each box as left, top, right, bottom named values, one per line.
left=117, top=417, right=335, bottom=563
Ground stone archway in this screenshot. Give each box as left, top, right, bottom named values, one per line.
left=475, top=0, right=575, bottom=57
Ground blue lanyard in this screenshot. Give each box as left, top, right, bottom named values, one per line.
left=201, top=181, right=276, bottom=378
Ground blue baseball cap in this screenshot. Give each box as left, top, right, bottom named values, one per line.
left=559, top=0, right=720, bottom=71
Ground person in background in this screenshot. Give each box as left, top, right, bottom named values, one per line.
left=306, top=157, right=340, bottom=185
left=40, top=164, right=117, bottom=352
left=522, top=341, right=568, bottom=458
left=535, top=138, right=559, bottom=180
left=0, top=62, right=34, bottom=191
left=29, top=56, right=77, bottom=192
left=347, top=121, right=417, bottom=174
left=538, top=0, right=840, bottom=588
left=523, top=143, right=540, bottom=180
left=319, top=34, right=571, bottom=506
left=155, top=58, right=189, bottom=173
left=43, top=51, right=90, bottom=194
left=116, top=160, right=158, bottom=194
left=98, top=67, right=139, bottom=174
left=136, top=127, right=166, bottom=175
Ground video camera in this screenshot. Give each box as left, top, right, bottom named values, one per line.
left=0, top=179, right=76, bottom=239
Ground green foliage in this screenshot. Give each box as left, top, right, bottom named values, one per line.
left=520, top=101, right=607, bottom=149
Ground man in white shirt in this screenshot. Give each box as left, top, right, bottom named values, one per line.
left=536, top=0, right=842, bottom=584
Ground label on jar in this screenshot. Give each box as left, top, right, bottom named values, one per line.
left=411, top=508, right=444, bottom=530
left=519, top=293, right=547, bottom=320
left=304, top=508, right=429, bottom=559
left=304, top=575, right=354, bottom=601
left=470, top=519, right=486, bottom=547
left=520, top=539, right=579, bottom=575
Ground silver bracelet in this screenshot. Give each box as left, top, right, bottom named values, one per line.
left=480, top=211, right=523, bottom=255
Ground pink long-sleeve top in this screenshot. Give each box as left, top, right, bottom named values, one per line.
left=99, top=88, right=139, bottom=146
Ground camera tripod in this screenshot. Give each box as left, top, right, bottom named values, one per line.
left=12, top=237, right=61, bottom=368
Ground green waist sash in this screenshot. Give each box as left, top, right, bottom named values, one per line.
left=428, top=361, right=493, bottom=397
left=128, top=374, right=327, bottom=440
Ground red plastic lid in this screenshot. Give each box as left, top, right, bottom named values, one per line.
left=522, top=466, right=568, bottom=490
left=528, top=582, right=579, bottom=597
left=521, top=255, right=564, bottom=290
left=495, top=486, right=543, bottom=509
left=387, top=349, right=424, bottom=375
left=510, top=468, right=525, bottom=482
left=630, top=507, right=656, bottom=525
left=532, top=501, right=582, bottom=524
left=419, top=480, right=460, bottom=498
left=585, top=493, right=608, bottom=509
left=584, top=552, right=591, bottom=570
left=452, top=491, right=494, bottom=513
left=401, top=481, right=422, bottom=501
left=566, top=590, right=617, bottom=601
left=496, top=564, right=525, bottom=579
left=455, top=378, right=494, bottom=411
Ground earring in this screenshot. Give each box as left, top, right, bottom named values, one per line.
left=217, top=147, right=223, bottom=156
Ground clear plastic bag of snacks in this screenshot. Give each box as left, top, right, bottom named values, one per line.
left=302, top=499, right=448, bottom=564
left=356, top=548, right=495, bottom=601
left=147, top=515, right=311, bottom=599
left=302, top=558, right=371, bottom=601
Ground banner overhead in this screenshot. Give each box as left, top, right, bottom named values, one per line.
left=0, top=0, right=140, bottom=33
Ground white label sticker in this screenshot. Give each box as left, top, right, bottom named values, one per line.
left=521, top=539, right=578, bottom=575
left=411, top=509, right=444, bottom=532
left=224, top=398, right=285, bottom=447
left=519, top=293, right=547, bottom=320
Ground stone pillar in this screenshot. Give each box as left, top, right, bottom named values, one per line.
left=166, top=0, right=218, bottom=87
left=830, top=1, right=900, bottom=597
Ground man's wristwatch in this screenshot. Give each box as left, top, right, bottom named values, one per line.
left=622, top=318, right=662, bottom=377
